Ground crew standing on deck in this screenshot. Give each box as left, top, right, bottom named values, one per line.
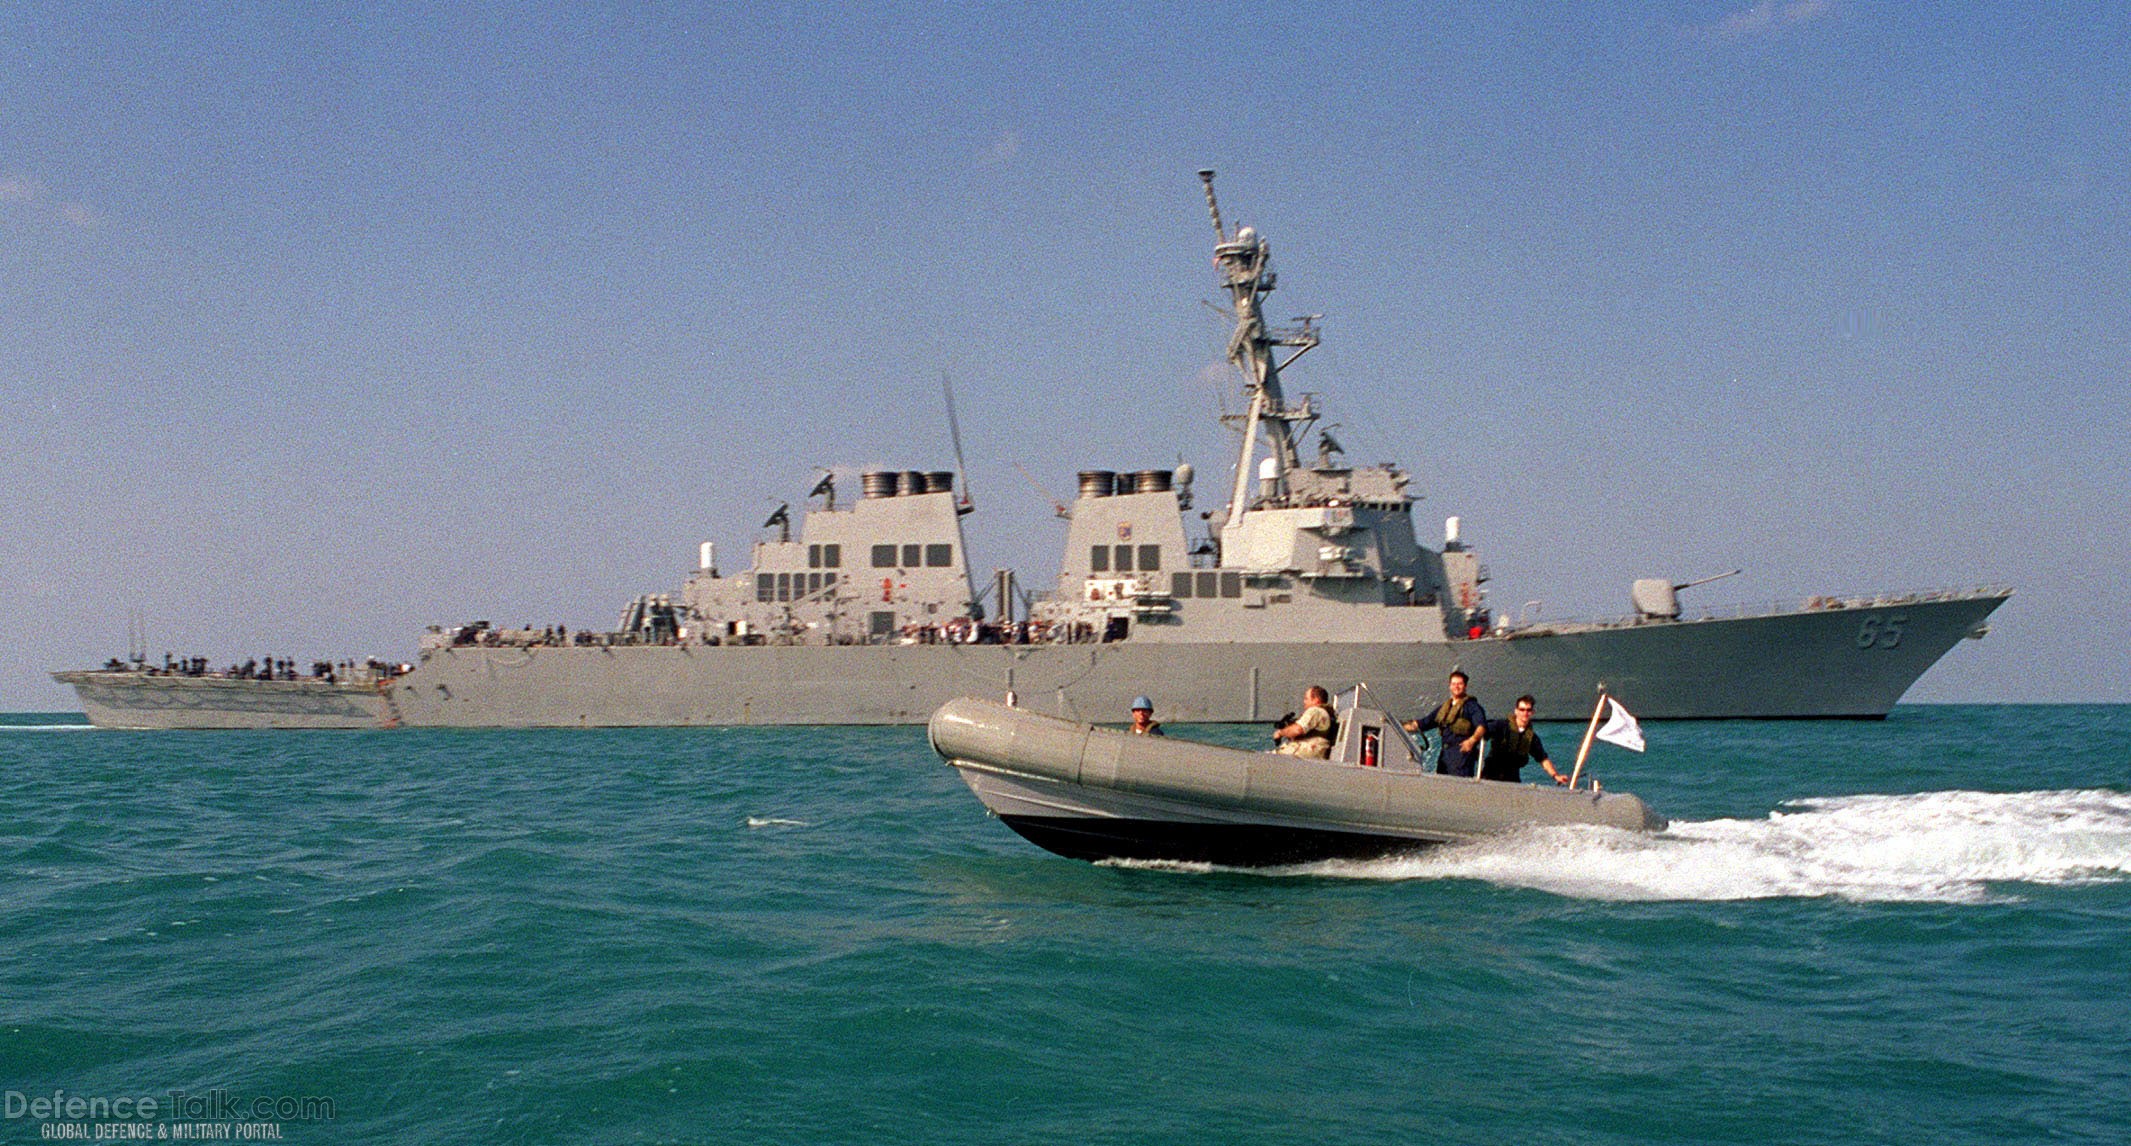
left=1404, top=670, right=1487, bottom=777
left=1481, top=694, right=1567, bottom=784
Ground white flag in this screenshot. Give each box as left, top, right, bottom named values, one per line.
left=1596, top=697, right=1645, bottom=752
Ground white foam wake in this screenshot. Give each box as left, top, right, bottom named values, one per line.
left=0, top=724, right=96, bottom=732
left=1294, top=789, right=2131, bottom=903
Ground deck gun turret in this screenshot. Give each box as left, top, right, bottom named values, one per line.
left=1632, top=569, right=1742, bottom=621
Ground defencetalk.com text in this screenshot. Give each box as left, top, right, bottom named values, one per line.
left=6, top=1090, right=335, bottom=1124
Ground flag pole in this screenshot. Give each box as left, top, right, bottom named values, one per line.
left=1569, top=687, right=1607, bottom=791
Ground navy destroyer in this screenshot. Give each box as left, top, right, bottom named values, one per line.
left=55, top=172, right=2007, bottom=729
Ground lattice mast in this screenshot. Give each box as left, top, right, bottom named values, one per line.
left=1198, top=170, right=1322, bottom=530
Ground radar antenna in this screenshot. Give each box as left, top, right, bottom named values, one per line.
left=1316, top=427, right=1345, bottom=467
left=808, top=469, right=836, bottom=511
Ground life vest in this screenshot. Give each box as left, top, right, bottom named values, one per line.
left=1298, top=703, right=1337, bottom=749
left=1434, top=696, right=1478, bottom=740
left=1495, top=723, right=1537, bottom=761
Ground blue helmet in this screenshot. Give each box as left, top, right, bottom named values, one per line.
left=1130, top=696, right=1154, bottom=711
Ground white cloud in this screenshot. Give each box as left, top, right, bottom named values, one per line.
left=1695, top=0, right=1834, bottom=41
left=979, top=129, right=1021, bottom=167
left=0, top=173, right=97, bottom=227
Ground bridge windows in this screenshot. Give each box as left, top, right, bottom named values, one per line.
left=865, top=541, right=953, bottom=569
left=1172, top=570, right=1235, bottom=599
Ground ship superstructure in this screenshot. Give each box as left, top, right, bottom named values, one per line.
left=551, top=468, right=982, bottom=651
left=1030, top=172, right=1482, bottom=648
left=680, top=470, right=978, bottom=646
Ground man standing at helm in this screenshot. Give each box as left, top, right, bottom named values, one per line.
left=1404, top=670, right=1487, bottom=777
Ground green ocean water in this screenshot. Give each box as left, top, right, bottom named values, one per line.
left=3, top=706, right=2128, bottom=1145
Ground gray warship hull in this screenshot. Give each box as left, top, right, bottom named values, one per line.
left=57, top=589, right=2002, bottom=728
left=53, top=672, right=397, bottom=730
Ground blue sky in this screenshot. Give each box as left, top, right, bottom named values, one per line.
left=4, top=2, right=2126, bottom=709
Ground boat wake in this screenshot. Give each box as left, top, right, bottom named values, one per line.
left=745, top=816, right=810, bottom=829
left=1245, top=789, right=2131, bottom=903
left=0, top=724, right=96, bottom=732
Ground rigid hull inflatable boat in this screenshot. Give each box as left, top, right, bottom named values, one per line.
left=929, top=691, right=1665, bottom=866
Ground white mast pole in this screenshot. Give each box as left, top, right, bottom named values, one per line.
left=1198, top=171, right=1315, bottom=533
left=1569, top=687, right=1608, bottom=791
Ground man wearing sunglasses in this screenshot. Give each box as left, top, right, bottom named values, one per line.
left=1481, top=694, right=1568, bottom=785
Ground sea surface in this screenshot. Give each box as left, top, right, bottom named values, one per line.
left=3, top=705, right=2128, bottom=1145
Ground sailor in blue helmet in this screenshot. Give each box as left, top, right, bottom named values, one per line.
left=1128, top=696, right=1165, bottom=736
left=1404, top=670, right=1487, bottom=777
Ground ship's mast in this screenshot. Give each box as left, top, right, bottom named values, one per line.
left=1198, top=171, right=1320, bottom=529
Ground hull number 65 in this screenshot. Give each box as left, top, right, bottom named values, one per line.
left=1857, top=614, right=1907, bottom=649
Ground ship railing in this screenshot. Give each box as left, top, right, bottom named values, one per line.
left=1501, top=584, right=2013, bottom=633
left=449, top=629, right=694, bottom=649
left=97, top=660, right=413, bottom=686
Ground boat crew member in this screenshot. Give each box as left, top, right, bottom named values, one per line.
left=1404, top=670, right=1487, bottom=777
left=1128, top=696, right=1165, bottom=736
left=1481, top=695, right=1566, bottom=784
left=1273, top=686, right=1336, bottom=759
